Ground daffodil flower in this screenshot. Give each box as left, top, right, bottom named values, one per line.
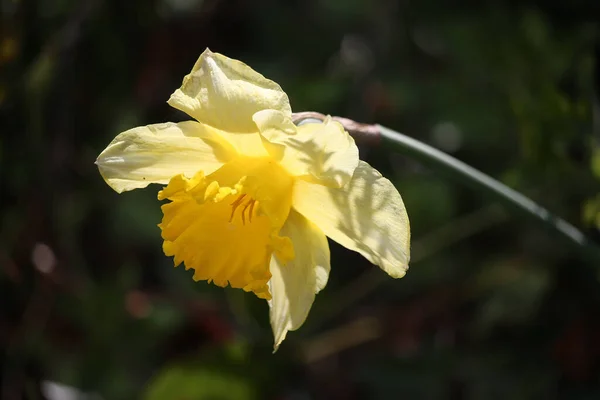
left=96, top=49, right=410, bottom=349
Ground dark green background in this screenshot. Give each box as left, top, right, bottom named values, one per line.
left=1, top=0, right=600, bottom=398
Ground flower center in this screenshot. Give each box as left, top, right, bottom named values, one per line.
left=158, top=157, right=295, bottom=299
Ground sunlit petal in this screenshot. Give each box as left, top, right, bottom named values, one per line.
left=269, top=209, right=330, bottom=351
left=217, top=131, right=270, bottom=158
left=254, top=110, right=359, bottom=187
left=96, top=121, right=235, bottom=193
left=292, top=161, right=410, bottom=278
left=168, top=49, right=291, bottom=133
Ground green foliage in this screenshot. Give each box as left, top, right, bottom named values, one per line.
left=145, top=353, right=257, bottom=400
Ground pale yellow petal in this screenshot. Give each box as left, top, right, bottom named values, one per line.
left=292, top=161, right=410, bottom=278
left=253, top=111, right=359, bottom=188
left=96, top=121, right=234, bottom=193
left=269, top=209, right=330, bottom=351
left=168, top=49, right=291, bottom=133
left=217, top=131, right=270, bottom=158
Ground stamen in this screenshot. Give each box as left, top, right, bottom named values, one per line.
left=241, top=198, right=254, bottom=225
left=229, top=194, right=259, bottom=225
left=248, top=200, right=256, bottom=222
left=229, top=194, right=246, bottom=222
left=230, top=194, right=246, bottom=207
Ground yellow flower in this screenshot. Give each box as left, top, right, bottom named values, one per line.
left=96, top=49, right=410, bottom=349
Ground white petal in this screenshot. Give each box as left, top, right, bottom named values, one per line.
left=96, top=121, right=234, bottom=193
left=269, top=209, right=330, bottom=351
left=168, top=49, right=291, bottom=133
left=253, top=110, right=359, bottom=188
left=292, top=161, right=410, bottom=278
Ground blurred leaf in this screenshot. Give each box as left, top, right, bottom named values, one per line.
left=144, top=361, right=257, bottom=400
left=592, top=146, right=600, bottom=179
left=583, top=195, right=600, bottom=228
left=470, top=259, right=550, bottom=335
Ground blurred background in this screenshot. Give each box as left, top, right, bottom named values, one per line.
left=2, top=0, right=600, bottom=399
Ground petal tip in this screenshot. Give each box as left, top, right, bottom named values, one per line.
left=272, top=331, right=287, bottom=353
left=381, top=260, right=409, bottom=279
left=393, top=266, right=408, bottom=279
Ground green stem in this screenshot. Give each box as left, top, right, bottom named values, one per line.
left=377, top=124, right=600, bottom=265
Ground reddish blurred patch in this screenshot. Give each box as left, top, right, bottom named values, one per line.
left=554, top=317, right=600, bottom=382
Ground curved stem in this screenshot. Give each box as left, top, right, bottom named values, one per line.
left=377, top=124, right=600, bottom=265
